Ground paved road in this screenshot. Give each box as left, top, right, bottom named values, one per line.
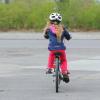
left=0, top=32, right=100, bottom=100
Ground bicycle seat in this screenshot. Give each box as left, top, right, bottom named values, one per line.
left=54, top=52, right=62, bottom=57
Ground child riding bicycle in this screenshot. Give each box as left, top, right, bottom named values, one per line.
left=44, top=12, right=72, bottom=83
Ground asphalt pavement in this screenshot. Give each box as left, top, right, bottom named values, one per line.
left=0, top=31, right=100, bottom=39
left=0, top=32, right=100, bottom=100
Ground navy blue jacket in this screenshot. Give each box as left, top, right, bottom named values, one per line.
left=44, top=27, right=71, bottom=50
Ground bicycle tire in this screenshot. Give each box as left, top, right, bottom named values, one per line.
left=55, top=57, right=60, bottom=93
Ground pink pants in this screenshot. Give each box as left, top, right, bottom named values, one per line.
left=48, top=50, right=69, bottom=74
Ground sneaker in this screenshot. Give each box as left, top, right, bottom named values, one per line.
left=46, top=68, right=52, bottom=74
left=62, top=74, right=70, bottom=83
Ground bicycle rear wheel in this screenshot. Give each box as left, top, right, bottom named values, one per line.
left=55, top=57, right=60, bottom=93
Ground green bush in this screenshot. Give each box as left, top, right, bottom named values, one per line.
left=0, top=3, right=30, bottom=30
left=26, top=2, right=56, bottom=30
left=68, top=0, right=100, bottom=30
left=0, top=0, right=100, bottom=31
left=0, top=1, right=56, bottom=31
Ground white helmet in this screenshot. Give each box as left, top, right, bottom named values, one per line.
left=49, top=13, right=62, bottom=22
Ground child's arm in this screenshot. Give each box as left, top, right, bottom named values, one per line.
left=63, top=28, right=72, bottom=40
left=44, top=29, right=49, bottom=39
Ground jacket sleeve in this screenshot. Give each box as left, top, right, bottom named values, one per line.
left=44, top=29, right=49, bottom=39
left=63, top=28, right=72, bottom=40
